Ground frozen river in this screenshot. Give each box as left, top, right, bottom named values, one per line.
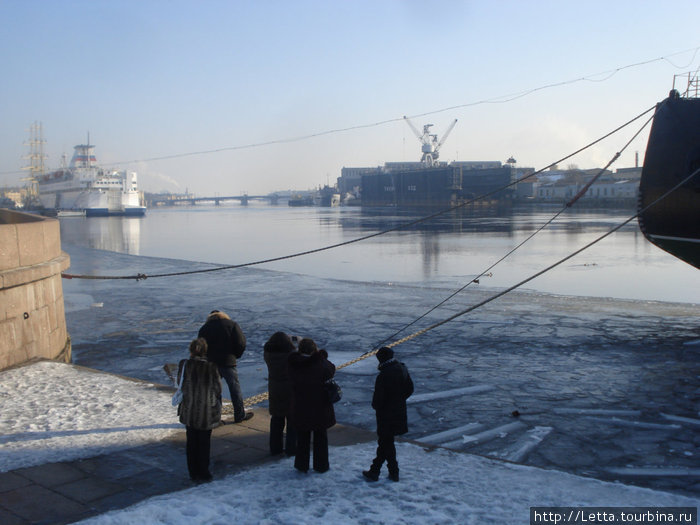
left=59, top=205, right=700, bottom=495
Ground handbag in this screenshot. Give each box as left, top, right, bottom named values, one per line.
left=171, top=361, right=186, bottom=406
left=324, top=378, right=342, bottom=404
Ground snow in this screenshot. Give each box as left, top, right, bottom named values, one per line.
left=1, top=360, right=698, bottom=524
left=78, top=446, right=699, bottom=525
left=0, top=361, right=180, bottom=472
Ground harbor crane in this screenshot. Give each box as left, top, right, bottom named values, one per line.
left=403, top=116, right=458, bottom=166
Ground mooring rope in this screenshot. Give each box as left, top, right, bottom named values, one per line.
left=61, top=106, right=655, bottom=282
left=240, top=162, right=698, bottom=408
left=369, top=110, right=656, bottom=351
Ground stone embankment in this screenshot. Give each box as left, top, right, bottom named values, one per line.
left=0, top=209, right=71, bottom=369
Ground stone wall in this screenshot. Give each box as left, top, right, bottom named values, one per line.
left=0, top=209, right=71, bottom=369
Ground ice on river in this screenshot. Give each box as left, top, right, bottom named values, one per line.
left=61, top=245, right=700, bottom=495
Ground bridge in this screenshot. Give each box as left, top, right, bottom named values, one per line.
left=147, top=194, right=281, bottom=207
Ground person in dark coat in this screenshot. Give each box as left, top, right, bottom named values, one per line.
left=362, top=346, right=414, bottom=482
left=198, top=310, right=252, bottom=423
left=176, top=338, right=222, bottom=483
left=288, top=338, right=336, bottom=473
left=264, top=331, right=297, bottom=456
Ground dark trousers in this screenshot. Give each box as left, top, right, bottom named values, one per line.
left=186, top=426, right=212, bottom=480
left=270, top=415, right=297, bottom=456
left=370, top=430, right=398, bottom=474
left=294, top=428, right=329, bottom=472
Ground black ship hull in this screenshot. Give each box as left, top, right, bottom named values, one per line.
left=361, top=166, right=514, bottom=207
left=638, top=93, right=700, bottom=269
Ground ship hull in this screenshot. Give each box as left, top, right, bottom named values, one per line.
left=84, top=206, right=147, bottom=217
left=38, top=186, right=146, bottom=217
left=638, top=94, right=700, bottom=268
left=361, top=165, right=514, bottom=207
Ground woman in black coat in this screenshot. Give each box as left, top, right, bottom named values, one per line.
left=177, top=338, right=222, bottom=483
left=288, top=338, right=336, bottom=473
left=263, top=331, right=297, bottom=456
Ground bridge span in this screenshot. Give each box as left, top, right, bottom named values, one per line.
left=147, top=194, right=281, bottom=206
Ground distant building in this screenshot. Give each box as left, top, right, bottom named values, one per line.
left=613, top=167, right=642, bottom=180
left=535, top=168, right=640, bottom=205
left=0, top=189, right=27, bottom=208
left=513, top=167, right=537, bottom=199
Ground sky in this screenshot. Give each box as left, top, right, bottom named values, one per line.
left=2, top=1, right=700, bottom=195
left=2, top=361, right=698, bottom=524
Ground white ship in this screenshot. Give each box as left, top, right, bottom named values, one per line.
left=37, top=142, right=146, bottom=216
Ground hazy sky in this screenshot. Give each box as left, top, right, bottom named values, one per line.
left=2, top=1, right=700, bottom=195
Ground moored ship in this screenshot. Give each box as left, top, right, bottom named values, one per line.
left=340, top=117, right=517, bottom=208
left=638, top=74, right=700, bottom=269
left=37, top=142, right=146, bottom=217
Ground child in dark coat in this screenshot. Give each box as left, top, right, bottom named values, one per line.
left=363, top=346, right=414, bottom=482
left=177, top=338, right=222, bottom=483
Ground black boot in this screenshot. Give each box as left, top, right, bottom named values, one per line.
left=362, top=469, right=379, bottom=481
left=388, top=461, right=399, bottom=482
left=362, top=459, right=382, bottom=482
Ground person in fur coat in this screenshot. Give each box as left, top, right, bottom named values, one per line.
left=288, top=338, right=336, bottom=473
left=362, top=346, right=414, bottom=482
left=264, top=331, right=297, bottom=456
left=177, top=338, right=222, bottom=482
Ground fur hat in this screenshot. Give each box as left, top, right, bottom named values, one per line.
left=207, top=310, right=230, bottom=321
left=376, top=346, right=394, bottom=363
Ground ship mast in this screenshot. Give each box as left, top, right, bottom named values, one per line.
left=22, top=121, right=48, bottom=195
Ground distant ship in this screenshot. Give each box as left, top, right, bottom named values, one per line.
left=287, top=186, right=340, bottom=207
left=638, top=74, right=700, bottom=269
left=37, top=142, right=146, bottom=217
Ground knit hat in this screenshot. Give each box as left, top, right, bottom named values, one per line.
left=376, top=346, right=394, bottom=363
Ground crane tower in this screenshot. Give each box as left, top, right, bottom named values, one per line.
left=403, top=116, right=457, bottom=166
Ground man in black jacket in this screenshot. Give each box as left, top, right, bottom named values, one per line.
left=198, top=310, right=252, bottom=423
left=363, top=346, right=414, bottom=482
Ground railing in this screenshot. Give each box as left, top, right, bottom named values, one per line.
left=673, top=72, right=700, bottom=98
